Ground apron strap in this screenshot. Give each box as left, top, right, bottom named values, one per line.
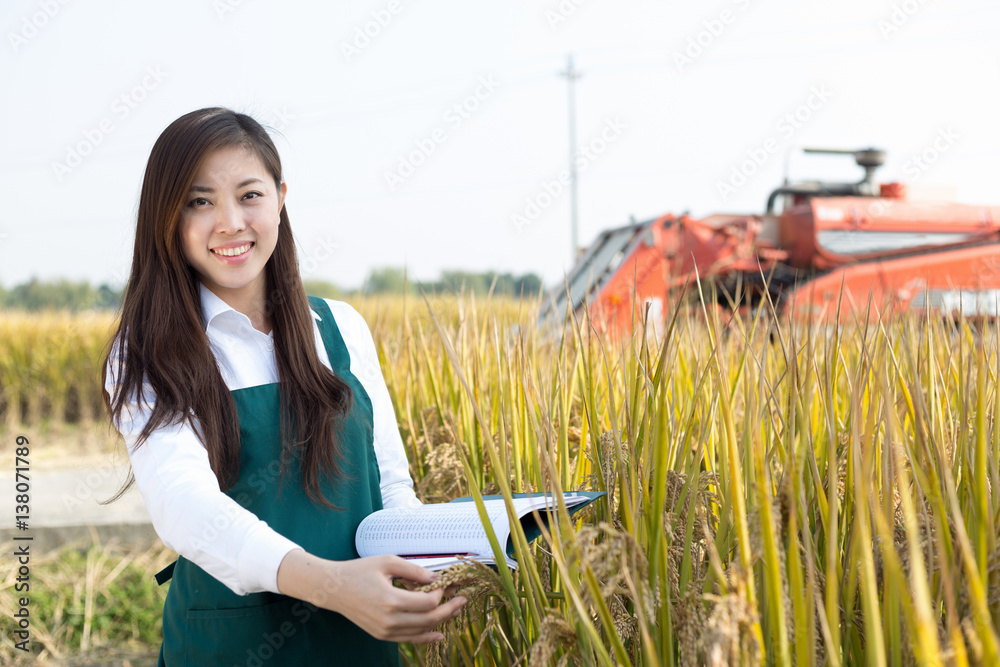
left=155, top=560, right=176, bottom=585
left=153, top=302, right=353, bottom=589
left=307, top=296, right=350, bottom=371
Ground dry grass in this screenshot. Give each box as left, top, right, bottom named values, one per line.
left=0, top=534, right=175, bottom=665
left=5, top=294, right=1000, bottom=665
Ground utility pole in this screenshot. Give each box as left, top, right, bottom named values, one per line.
left=560, top=54, right=580, bottom=263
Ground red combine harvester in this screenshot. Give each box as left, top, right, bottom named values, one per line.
left=539, top=148, right=1000, bottom=337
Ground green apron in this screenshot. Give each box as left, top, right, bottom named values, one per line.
left=155, top=297, right=400, bottom=666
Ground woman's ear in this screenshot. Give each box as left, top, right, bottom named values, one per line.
left=278, top=181, right=288, bottom=219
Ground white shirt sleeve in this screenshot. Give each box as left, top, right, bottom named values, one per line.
left=105, top=302, right=418, bottom=596
left=104, top=351, right=301, bottom=597
left=325, top=300, right=422, bottom=509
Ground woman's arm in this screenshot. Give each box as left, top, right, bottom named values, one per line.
left=105, top=354, right=300, bottom=596
left=276, top=549, right=466, bottom=643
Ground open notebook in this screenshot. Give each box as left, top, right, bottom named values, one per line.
left=354, top=492, right=605, bottom=571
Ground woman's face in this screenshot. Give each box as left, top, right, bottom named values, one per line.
left=178, top=144, right=286, bottom=311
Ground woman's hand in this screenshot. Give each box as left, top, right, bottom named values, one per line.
left=277, top=549, right=466, bottom=644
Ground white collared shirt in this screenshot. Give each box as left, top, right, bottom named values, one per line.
left=104, top=284, right=420, bottom=596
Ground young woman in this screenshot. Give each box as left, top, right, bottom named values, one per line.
left=103, top=107, right=465, bottom=665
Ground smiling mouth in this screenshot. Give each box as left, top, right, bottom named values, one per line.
left=212, top=243, right=254, bottom=257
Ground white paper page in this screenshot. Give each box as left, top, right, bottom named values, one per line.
left=356, top=500, right=512, bottom=559
left=507, top=494, right=591, bottom=520
left=508, top=494, right=590, bottom=514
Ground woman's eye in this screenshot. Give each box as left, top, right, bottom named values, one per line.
left=242, top=191, right=263, bottom=200
left=188, top=197, right=210, bottom=207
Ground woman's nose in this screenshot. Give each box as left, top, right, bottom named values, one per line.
left=214, top=201, right=246, bottom=234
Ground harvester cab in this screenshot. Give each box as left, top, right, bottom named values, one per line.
left=539, top=146, right=1000, bottom=338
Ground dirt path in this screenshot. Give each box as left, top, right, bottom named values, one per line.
left=0, top=424, right=155, bottom=551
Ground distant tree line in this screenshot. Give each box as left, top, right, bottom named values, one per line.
left=0, top=269, right=545, bottom=310
left=361, top=268, right=543, bottom=297
left=0, top=278, right=123, bottom=311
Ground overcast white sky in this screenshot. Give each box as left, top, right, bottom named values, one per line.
left=2, top=0, right=998, bottom=291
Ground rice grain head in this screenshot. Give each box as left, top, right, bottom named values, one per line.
left=528, top=612, right=578, bottom=667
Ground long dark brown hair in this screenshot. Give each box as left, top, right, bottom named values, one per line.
left=103, top=107, right=353, bottom=508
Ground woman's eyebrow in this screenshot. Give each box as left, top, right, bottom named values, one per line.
left=188, top=177, right=265, bottom=193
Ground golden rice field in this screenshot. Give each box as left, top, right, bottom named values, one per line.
left=2, top=293, right=1000, bottom=666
